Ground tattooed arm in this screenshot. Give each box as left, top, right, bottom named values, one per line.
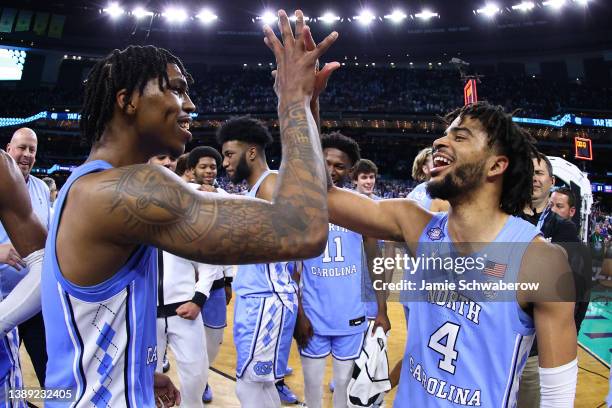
left=84, top=10, right=339, bottom=266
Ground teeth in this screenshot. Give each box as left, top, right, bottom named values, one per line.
left=434, top=156, right=452, bottom=166
left=179, top=122, right=190, bottom=130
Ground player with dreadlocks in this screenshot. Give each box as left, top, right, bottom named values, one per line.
left=41, top=9, right=338, bottom=407
left=325, top=102, right=578, bottom=407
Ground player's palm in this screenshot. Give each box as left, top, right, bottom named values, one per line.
left=154, top=373, right=181, bottom=407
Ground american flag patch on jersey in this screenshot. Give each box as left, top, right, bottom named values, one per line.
left=484, top=260, right=507, bottom=278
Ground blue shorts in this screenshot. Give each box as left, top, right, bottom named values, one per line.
left=202, top=287, right=227, bottom=328
left=299, top=332, right=365, bottom=361
left=234, top=295, right=296, bottom=381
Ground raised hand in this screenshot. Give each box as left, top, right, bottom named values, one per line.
left=264, top=10, right=338, bottom=103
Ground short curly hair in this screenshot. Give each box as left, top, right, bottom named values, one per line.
left=215, top=115, right=273, bottom=149
left=321, top=132, right=361, bottom=167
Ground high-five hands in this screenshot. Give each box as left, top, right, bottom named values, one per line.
left=264, top=10, right=339, bottom=102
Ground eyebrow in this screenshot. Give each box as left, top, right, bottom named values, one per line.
left=446, top=126, right=474, bottom=137
left=169, top=77, right=188, bottom=90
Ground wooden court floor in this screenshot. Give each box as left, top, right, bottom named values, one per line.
left=20, top=300, right=610, bottom=407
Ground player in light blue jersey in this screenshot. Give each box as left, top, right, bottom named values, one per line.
left=0, top=149, right=47, bottom=407
left=325, top=102, right=578, bottom=407
left=296, top=134, right=390, bottom=408
left=218, top=115, right=303, bottom=406
left=41, top=21, right=336, bottom=407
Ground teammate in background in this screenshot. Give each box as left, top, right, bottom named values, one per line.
left=217, top=116, right=300, bottom=406
left=2, top=128, right=49, bottom=387
left=42, top=12, right=336, bottom=406
left=186, top=146, right=235, bottom=404
left=0, top=150, right=47, bottom=406
left=326, top=102, right=577, bottom=407
left=295, top=133, right=390, bottom=408
left=407, top=147, right=449, bottom=212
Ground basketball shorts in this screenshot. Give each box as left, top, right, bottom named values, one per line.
left=0, top=328, right=25, bottom=407
left=202, top=287, right=227, bottom=329
left=234, top=295, right=296, bottom=382
left=299, top=331, right=366, bottom=361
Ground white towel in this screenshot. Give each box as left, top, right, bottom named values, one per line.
left=347, top=321, right=392, bottom=407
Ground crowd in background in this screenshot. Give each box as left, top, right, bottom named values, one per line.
left=1, top=67, right=611, bottom=118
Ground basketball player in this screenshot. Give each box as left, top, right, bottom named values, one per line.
left=41, top=11, right=337, bottom=406
left=296, top=133, right=389, bottom=408
left=217, top=115, right=303, bottom=406
left=186, top=146, right=234, bottom=404
left=408, top=147, right=449, bottom=212
left=326, top=102, right=577, bottom=407
left=2, top=128, right=49, bottom=387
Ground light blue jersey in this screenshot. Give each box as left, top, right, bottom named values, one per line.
left=42, top=160, right=158, bottom=407
left=233, top=170, right=297, bottom=309
left=395, top=213, right=540, bottom=407
left=302, top=221, right=367, bottom=335
left=407, top=182, right=433, bottom=211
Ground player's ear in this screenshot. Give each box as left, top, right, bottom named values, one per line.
left=116, top=89, right=138, bottom=115
left=488, top=154, right=509, bottom=178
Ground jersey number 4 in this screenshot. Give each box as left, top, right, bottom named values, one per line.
left=427, top=322, right=460, bottom=374
left=322, top=236, right=345, bottom=263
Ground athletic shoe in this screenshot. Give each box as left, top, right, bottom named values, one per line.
left=202, top=384, right=213, bottom=403
left=329, top=380, right=335, bottom=392
left=162, top=358, right=170, bottom=373
left=275, top=380, right=298, bottom=404
left=285, top=366, right=294, bottom=376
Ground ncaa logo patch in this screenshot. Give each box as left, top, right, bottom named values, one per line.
left=253, top=361, right=273, bottom=376
left=427, top=227, right=445, bottom=241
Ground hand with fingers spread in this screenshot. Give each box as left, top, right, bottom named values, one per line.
left=0, top=244, right=25, bottom=271
left=264, top=9, right=338, bottom=104
left=154, top=373, right=181, bottom=407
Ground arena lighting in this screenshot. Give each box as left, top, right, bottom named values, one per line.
left=318, top=12, right=340, bottom=24
left=196, top=9, right=218, bottom=24
left=163, top=7, right=188, bottom=23
left=414, top=9, right=439, bottom=20
left=132, top=6, right=153, bottom=19
left=258, top=11, right=277, bottom=25
left=384, top=10, right=408, bottom=23
left=354, top=10, right=376, bottom=25
left=103, top=2, right=125, bottom=18
left=573, top=0, right=590, bottom=5
left=476, top=4, right=501, bottom=17
left=289, top=14, right=310, bottom=22
left=512, top=1, right=535, bottom=11
left=543, top=0, right=566, bottom=9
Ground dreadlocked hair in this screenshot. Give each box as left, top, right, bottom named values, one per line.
left=80, top=45, right=192, bottom=147
left=443, top=102, right=538, bottom=216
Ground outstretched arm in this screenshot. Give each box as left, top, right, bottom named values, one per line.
left=0, top=150, right=47, bottom=257
left=92, top=10, right=337, bottom=265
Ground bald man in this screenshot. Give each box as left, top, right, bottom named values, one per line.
left=2, top=127, right=49, bottom=385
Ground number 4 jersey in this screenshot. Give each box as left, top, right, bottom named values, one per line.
left=301, top=223, right=367, bottom=335
left=395, top=212, right=540, bottom=407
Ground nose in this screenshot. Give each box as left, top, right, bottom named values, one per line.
left=432, top=136, right=447, bottom=151
left=183, top=93, right=196, bottom=113
left=223, top=157, right=230, bottom=169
